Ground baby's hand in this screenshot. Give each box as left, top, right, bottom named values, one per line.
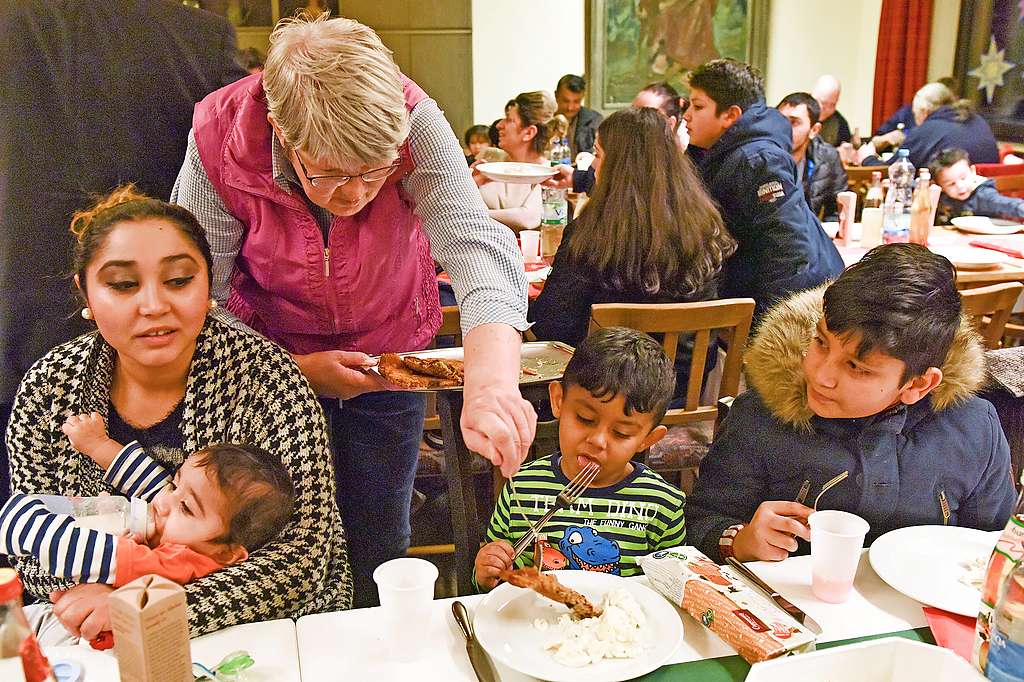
left=474, top=540, right=514, bottom=591
left=62, top=413, right=115, bottom=460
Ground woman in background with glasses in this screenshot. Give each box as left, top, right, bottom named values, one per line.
left=172, top=14, right=534, bottom=608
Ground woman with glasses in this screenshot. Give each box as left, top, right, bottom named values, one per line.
left=172, top=14, right=534, bottom=608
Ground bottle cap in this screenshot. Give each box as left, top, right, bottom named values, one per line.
left=51, top=660, right=85, bottom=682
left=898, top=148, right=910, bottom=157
left=0, top=567, right=22, bottom=603
left=129, top=497, right=154, bottom=539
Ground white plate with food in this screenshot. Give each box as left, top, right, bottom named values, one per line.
left=951, top=216, right=1024, bottom=235
left=474, top=569, right=683, bottom=682
left=476, top=161, right=558, bottom=184
left=929, top=245, right=1009, bottom=270
left=868, top=526, right=1000, bottom=617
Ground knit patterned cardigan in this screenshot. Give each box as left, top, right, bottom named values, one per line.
left=5, top=317, right=352, bottom=635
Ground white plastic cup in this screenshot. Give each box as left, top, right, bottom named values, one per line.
left=519, top=230, right=541, bottom=263
left=860, top=207, right=884, bottom=249
left=837, top=191, right=858, bottom=246
left=372, top=557, right=438, bottom=662
left=809, top=510, right=869, bottom=604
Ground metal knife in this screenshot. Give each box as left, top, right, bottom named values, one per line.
left=452, top=601, right=498, bottom=682
left=726, top=557, right=823, bottom=635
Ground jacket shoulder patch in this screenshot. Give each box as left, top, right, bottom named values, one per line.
left=757, top=180, right=785, bottom=204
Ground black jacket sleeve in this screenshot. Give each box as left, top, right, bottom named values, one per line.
left=528, top=226, right=597, bottom=345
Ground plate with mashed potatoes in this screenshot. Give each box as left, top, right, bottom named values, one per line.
left=475, top=161, right=558, bottom=184
left=473, top=570, right=683, bottom=682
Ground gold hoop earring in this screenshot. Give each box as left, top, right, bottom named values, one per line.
left=81, top=307, right=93, bottom=320
left=208, top=299, right=218, bottom=310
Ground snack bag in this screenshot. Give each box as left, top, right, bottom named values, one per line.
left=640, top=547, right=816, bottom=663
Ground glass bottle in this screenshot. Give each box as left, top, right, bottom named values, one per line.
left=988, top=562, right=1024, bottom=681
left=976, top=474, right=1024, bottom=672
left=0, top=569, right=55, bottom=682
left=909, top=169, right=933, bottom=246
left=864, top=171, right=884, bottom=209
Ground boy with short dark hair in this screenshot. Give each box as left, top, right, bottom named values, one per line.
left=474, top=327, right=686, bottom=590
left=929, top=148, right=1024, bottom=224
left=688, top=244, right=1015, bottom=563
left=685, top=59, right=844, bottom=320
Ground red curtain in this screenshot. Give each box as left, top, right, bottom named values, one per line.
left=872, top=0, right=933, bottom=133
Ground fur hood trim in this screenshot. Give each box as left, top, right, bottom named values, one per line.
left=745, top=285, right=986, bottom=429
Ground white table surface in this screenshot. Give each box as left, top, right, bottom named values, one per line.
left=44, top=618, right=300, bottom=682
left=295, top=551, right=929, bottom=681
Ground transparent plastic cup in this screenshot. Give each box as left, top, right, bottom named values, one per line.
left=809, top=510, right=869, bottom=603
left=372, top=558, right=438, bottom=662
left=519, top=230, right=541, bottom=263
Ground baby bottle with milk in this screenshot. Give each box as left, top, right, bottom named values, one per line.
left=34, top=495, right=153, bottom=539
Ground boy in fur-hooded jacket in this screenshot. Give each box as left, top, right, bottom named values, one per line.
left=688, top=244, right=1016, bottom=563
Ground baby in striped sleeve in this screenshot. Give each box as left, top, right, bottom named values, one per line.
left=0, top=413, right=295, bottom=590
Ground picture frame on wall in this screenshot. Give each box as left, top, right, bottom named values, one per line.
left=954, top=0, right=1024, bottom=143
left=586, top=0, right=770, bottom=115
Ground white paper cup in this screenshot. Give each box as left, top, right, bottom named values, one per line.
left=860, top=207, right=884, bottom=248
left=372, top=557, right=438, bottom=661
left=809, top=510, right=869, bottom=604
left=519, top=230, right=541, bottom=263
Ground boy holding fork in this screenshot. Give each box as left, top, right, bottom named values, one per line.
left=474, top=327, right=687, bottom=590
left=688, top=243, right=1015, bottom=564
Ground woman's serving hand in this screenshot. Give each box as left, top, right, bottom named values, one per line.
left=469, top=159, right=492, bottom=187
left=292, top=350, right=386, bottom=399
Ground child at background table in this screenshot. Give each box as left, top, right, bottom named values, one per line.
left=463, top=124, right=490, bottom=165
left=474, top=327, right=687, bottom=590
left=687, top=244, right=1015, bottom=563
left=0, top=412, right=295, bottom=589
left=929, top=148, right=1024, bottom=225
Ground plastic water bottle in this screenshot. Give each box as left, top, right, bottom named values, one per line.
left=883, top=149, right=915, bottom=243
left=541, top=187, right=568, bottom=258
left=548, top=138, right=563, bottom=167
left=988, top=561, right=1024, bottom=681
left=559, top=136, right=572, bottom=165
left=33, top=495, right=153, bottom=538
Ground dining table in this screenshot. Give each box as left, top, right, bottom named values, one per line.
left=295, top=551, right=942, bottom=681
left=42, top=618, right=301, bottom=681
left=835, top=225, right=1024, bottom=288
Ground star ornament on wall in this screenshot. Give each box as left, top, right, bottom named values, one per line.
left=969, top=36, right=1016, bottom=103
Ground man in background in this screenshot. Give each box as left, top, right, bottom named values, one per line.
left=555, top=74, right=603, bottom=156
left=0, top=0, right=245, bottom=504
left=812, top=74, right=852, bottom=146
left=777, top=92, right=848, bottom=222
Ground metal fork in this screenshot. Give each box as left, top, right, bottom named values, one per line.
left=813, top=470, right=850, bottom=510
left=511, top=462, right=600, bottom=559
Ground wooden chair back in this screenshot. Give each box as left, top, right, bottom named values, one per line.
left=993, top=174, right=1024, bottom=197
left=961, top=283, right=1024, bottom=349
left=588, top=299, right=756, bottom=426
left=423, top=306, right=462, bottom=431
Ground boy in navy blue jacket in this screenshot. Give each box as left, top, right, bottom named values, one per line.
left=684, top=59, right=844, bottom=320
left=688, top=244, right=1015, bottom=563
left=929, top=148, right=1024, bottom=225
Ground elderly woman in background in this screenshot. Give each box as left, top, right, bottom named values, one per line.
left=530, top=107, right=735, bottom=399
left=472, top=91, right=564, bottom=231
left=857, top=82, right=999, bottom=168
left=171, top=14, right=534, bottom=608
left=7, top=188, right=349, bottom=641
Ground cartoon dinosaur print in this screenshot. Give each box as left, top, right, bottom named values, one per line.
left=535, top=538, right=568, bottom=570
left=559, top=525, right=621, bottom=574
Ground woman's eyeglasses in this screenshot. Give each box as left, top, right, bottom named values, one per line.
left=293, top=150, right=401, bottom=189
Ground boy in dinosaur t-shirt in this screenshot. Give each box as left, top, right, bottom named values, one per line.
left=474, top=327, right=687, bottom=591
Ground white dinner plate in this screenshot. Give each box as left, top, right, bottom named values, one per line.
left=868, top=526, right=1000, bottom=617
left=951, top=216, right=1023, bottom=235
left=474, top=571, right=683, bottom=682
left=929, top=245, right=1008, bottom=270
left=525, top=266, right=551, bottom=283
left=476, top=161, right=557, bottom=184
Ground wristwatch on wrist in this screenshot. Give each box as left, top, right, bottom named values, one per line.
left=718, top=523, right=745, bottom=560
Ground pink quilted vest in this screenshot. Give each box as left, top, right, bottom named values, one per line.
left=191, top=73, right=441, bottom=355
